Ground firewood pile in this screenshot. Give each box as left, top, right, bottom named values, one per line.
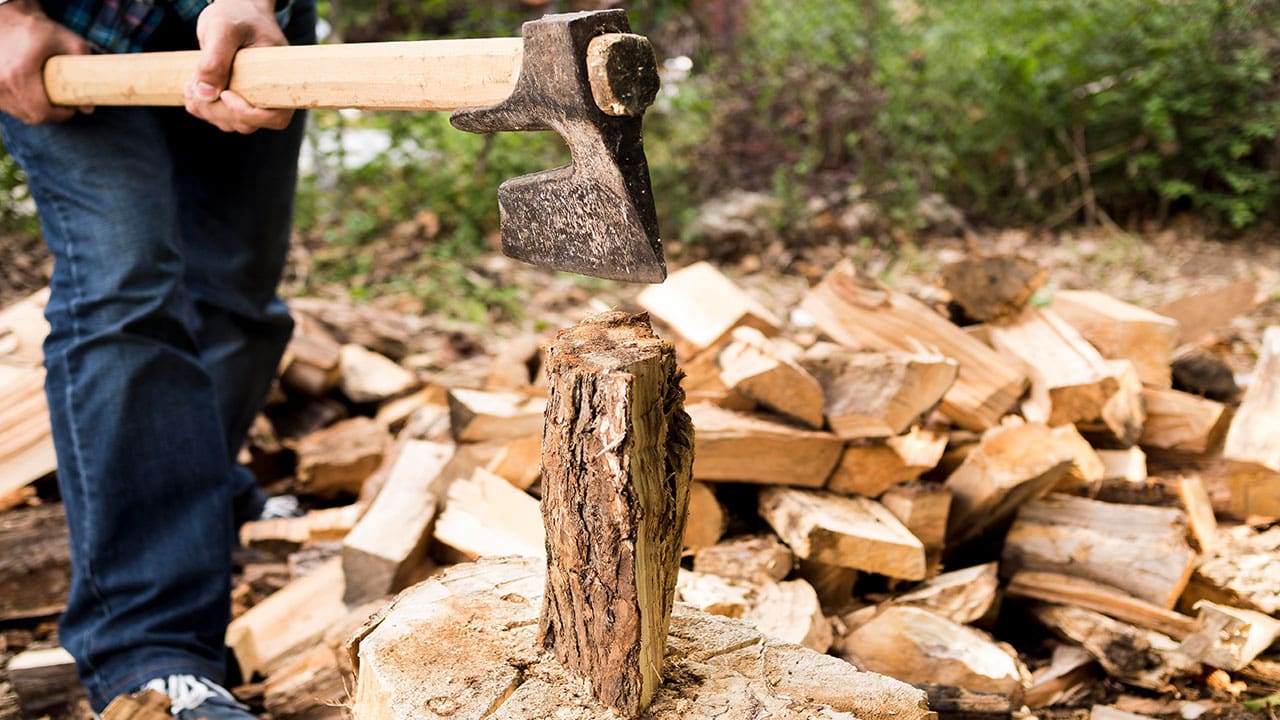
left=2, top=255, right=1279, bottom=720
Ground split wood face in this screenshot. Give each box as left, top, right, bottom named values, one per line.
left=451, top=11, right=665, bottom=283
left=538, top=311, right=693, bottom=717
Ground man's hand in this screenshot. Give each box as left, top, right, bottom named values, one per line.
left=0, top=0, right=92, bottom=124
left=186, top=0, right=293, bottom=133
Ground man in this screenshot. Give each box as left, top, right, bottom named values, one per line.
left=0, top=0, right=314, bottom=716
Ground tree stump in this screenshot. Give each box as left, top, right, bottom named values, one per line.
left=538, top=311, right=693, bottom=716
left=348, top=558, right=936, bottom=720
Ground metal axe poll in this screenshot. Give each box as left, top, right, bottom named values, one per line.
left=44, top=10, right=666, bottom=283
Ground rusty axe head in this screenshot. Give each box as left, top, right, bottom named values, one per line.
left=450, top=10, right=666, bottom=284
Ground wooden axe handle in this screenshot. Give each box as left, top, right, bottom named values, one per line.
left=44, top=39, right=525, bottom=111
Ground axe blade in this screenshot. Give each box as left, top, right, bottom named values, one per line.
left=451, top=10, right=666, bottom=284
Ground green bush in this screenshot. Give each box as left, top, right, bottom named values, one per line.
left=689, top=0, right=1280, bottom=233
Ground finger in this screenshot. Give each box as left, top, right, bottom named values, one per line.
left=192, top=21, right=243, bottom=101
left=183, top=83, right=236, bottom=132
left=218, top=90, right=293, bottom=131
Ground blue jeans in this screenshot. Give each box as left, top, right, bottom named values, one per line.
left=0, top=5, right=314, bottom=711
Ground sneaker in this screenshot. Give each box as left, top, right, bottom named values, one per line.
left=259, top=494, right=302, bottom=520
left=138, top=675, right=254, bottom=720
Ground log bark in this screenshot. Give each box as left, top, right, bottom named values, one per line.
left=0, top=503, right=70, bottom=621
left=537, top=312, right=694, bottom=717
left=6, top=647, right=83, bottom=717
left=940, top=253, right=1046, bottom=324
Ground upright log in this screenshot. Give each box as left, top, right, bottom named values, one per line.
left=539, top=312, right=694, bottom=718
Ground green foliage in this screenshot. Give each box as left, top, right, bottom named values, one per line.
left=701, top=0, right=1280, bottom=232
left=0, top=148, right=39, bottom=237
left=294, top=109, right=565, bottom=320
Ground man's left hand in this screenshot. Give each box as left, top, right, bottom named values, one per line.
left=186, top=0, right=293, bottom=133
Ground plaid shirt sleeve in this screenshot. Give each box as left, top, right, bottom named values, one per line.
left=44, top=0, right=292, bottom=54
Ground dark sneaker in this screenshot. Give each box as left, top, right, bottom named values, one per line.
left=138, top=675, right=254, bottom=720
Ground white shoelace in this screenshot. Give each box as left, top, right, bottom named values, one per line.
left=139, top=674, right=242, bottom=714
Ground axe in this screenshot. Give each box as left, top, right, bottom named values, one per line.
left=43, top=10, right=666, bottom=283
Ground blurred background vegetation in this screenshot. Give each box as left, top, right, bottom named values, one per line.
left=2, top=0, right=1278, bottom=317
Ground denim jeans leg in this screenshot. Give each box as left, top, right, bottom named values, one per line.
left=1, top=109, right=235, bottom=711
left=164, top=3, right=317, bottom=524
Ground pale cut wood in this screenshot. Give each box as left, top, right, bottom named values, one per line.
left=1030, top=604, right=1200, bottom=690
left=373, top=385, right=447, bottom=433
left=683, top=481, right=727, bottom=550
left=342, top=440, right=456, bottom=604
left=261, top=645, right=347, bottom=720
left=484, top=333, right=542, bottom=391
left=447, top=388, right=547, bottom=443
left=800, top=260, right=1026, bottom=430
left=940, top=254, right=1047, bottom=324
left=0, top=287, right=50, bottom=365
left=796, top=559, right=860, bottom=611
left=1025, top=644, right=1096, bottom=709
left=800, top=344, right=957, bottom=440
left=945, top=419, right=1077, bottom=548
left=1222, top=326, right=1280, bottom=516
left=636, top=261, right=781, bottom=356
left=1176, top=600, right=1280, bottom=671
left=1051, top=423, right=1106, bottom=488
left=1050, top=290, right=1180, bottom=388
left=1138, top=387, right=1227, bottom=453
left=100, top=690, right=172, bottom=720
left=879, top=481, right=951, bottom=554
left=226, top=558, right=349, bottom=679
left=1186, top=526, right=1280, bottom=616
left=1092, top=706, right=1155, bottom=720
left=7, top=647, right=82, bottom=717
left=240, top=504, right=363, bottom=554
left=1175, top=476, right=1218, bottom=555
left=678, top=343, right=755, bottom=410
left=538, top=312, right=693, bottom=717
left=1006, top=571, right=1197, bottom=640
left=1003, top=494, right=1196, bottom=609
left=351, top=558, right=935, bottom=720
left=840, top=606, right=1025, bottom=703
left=692, top=535, right=793, bottom=584
left=759, top=487, right=926, bottom=580
left=676, top=572, right=832, bottom=652
left=338, top=343, right=418, bottom=404
left=895, top=562, right=1000, bottom=625
left=0, top=365, right=56, bottom=497
left=433, top=467, right=545, bottom=560
left=1158, top=279, right=1262, bottom=346
left=280, top=313, right=343, bottom=397
left=46, top=39, right=524, bottom=110
left=687, top=403, right=843, bottom=487
left=828, top=425, right=948, bottom=497
left=294, top=417, right=389, bottom=499
left=989, top=308, right=1144, bottom=443
left=717, top=327, right=824, bottom=427
left=1097, top=447, right=1147, bottom=483
left=484, top=433, right=542, bottom=490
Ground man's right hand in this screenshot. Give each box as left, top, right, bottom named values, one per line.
left=0, top=0, right=92, bottom=124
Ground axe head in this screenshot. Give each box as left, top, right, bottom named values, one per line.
left=451, top=11, right=666, bottom=284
